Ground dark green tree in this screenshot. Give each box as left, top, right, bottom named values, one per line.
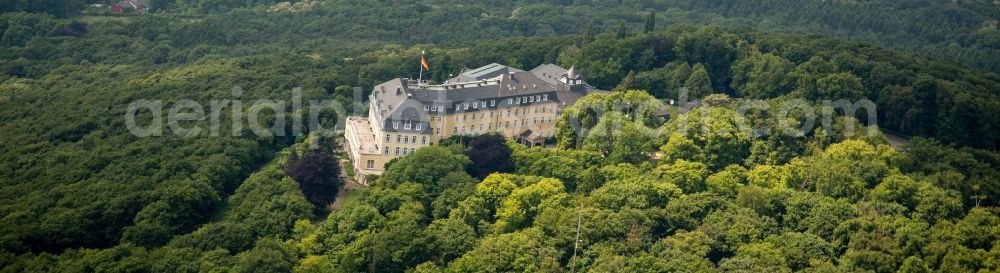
left=644, top=11, right=655, bottom=34
left=685, top=63, right=713, bottom=99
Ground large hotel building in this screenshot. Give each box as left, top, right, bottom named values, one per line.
left=344, top=63, right=605, bottom=184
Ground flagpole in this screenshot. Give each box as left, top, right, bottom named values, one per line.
left=418, top=50, right=425, bottom=84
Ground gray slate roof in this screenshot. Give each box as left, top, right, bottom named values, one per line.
left=449, top=63, right=526, bottom=83
left=529, top=63, right=569, bottom=86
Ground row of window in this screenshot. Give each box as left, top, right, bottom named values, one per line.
left=384, top=146, right=418, bottom=156
left=420, top=94, right=551, bottom=113
left=422, top=106, right=551, bottom=123
left=391, top=121, right=423, bottom=131
left=385, top=134, right=428, bottom=145
left=505, top=94, right=548, bottom=106
left=450, top=117, right=554, bottom=134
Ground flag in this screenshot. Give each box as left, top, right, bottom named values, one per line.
left=420, top=51, right=430, bottom=71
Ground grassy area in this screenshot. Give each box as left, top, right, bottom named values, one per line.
left=665, top=104, right=679, bottom=119
left=73, top=15, right=132, bottom=24
left=342, top=159, right=356, bottom=182
left=313, top=186, right=367, bottom=223
left=339, top=187, right=366, bottom=209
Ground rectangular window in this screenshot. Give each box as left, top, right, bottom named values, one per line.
left=384, top=147, right=389, bottom=155
left=366, top=160, right=374, bottom=169
left=424, top=105, right=429, bottom=111
left=491, top=100, right=496, bottom=106
left=411, top=136, right=416, bottom=144
left=436, top=128, right=441, bottom=135
left=481, top=101, right=487, bottom=108
left=543, top=94, right=548, bottom=101
left=508, top=98, right=513, bottom=105
left=529, top=96, right=534, bottom=102
left=453, top=127, right=457, bottom=134
left=404, top=136, right=409, bottom=143
left=472, top=102, right=478, bottom=109
left=536, top=95, right=541, bottom=101
left=415, top=124, right=422, bottom=130
left=395, top=147, right=400, bottom=155
left=515, top=97, right=521, bottom=104
left=464, top=103, right=469, bottom=110
left=421, top=136, right=427, bottom=144
left=385, top=134, right=390, bottom=142
left=404, top=122, right=412, bottom=130
left=393, top=122, right=399, bottom=129
left=396, top=135, right=401, bottom=143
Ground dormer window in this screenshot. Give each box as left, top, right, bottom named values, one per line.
left=515, top=98, right=521, bottom=104
left=464, top=103, right=469, bottom=110
left=404, top=122, right=412, bottom=130
left=543, top=94, right=548, bottom=101
left=415, top=124, right=422, bottom=130
left=491, top=100, right=496, bottom=106
left=393, top=122, right=399, bottom=129
left=424, top=105, right=430, bottom=111
left=472, top=102, right=478, bottom=109
left=529, top=96, right=534, bottom=102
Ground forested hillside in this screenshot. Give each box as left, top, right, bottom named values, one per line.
left=3, top=0, right=1000, bottom=71
left=1, top=0, right=999, bottom=272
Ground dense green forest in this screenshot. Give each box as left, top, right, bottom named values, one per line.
left=3, top=0, right=1000, bottom=71
left=2, top=0, right=1000, bottom=272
